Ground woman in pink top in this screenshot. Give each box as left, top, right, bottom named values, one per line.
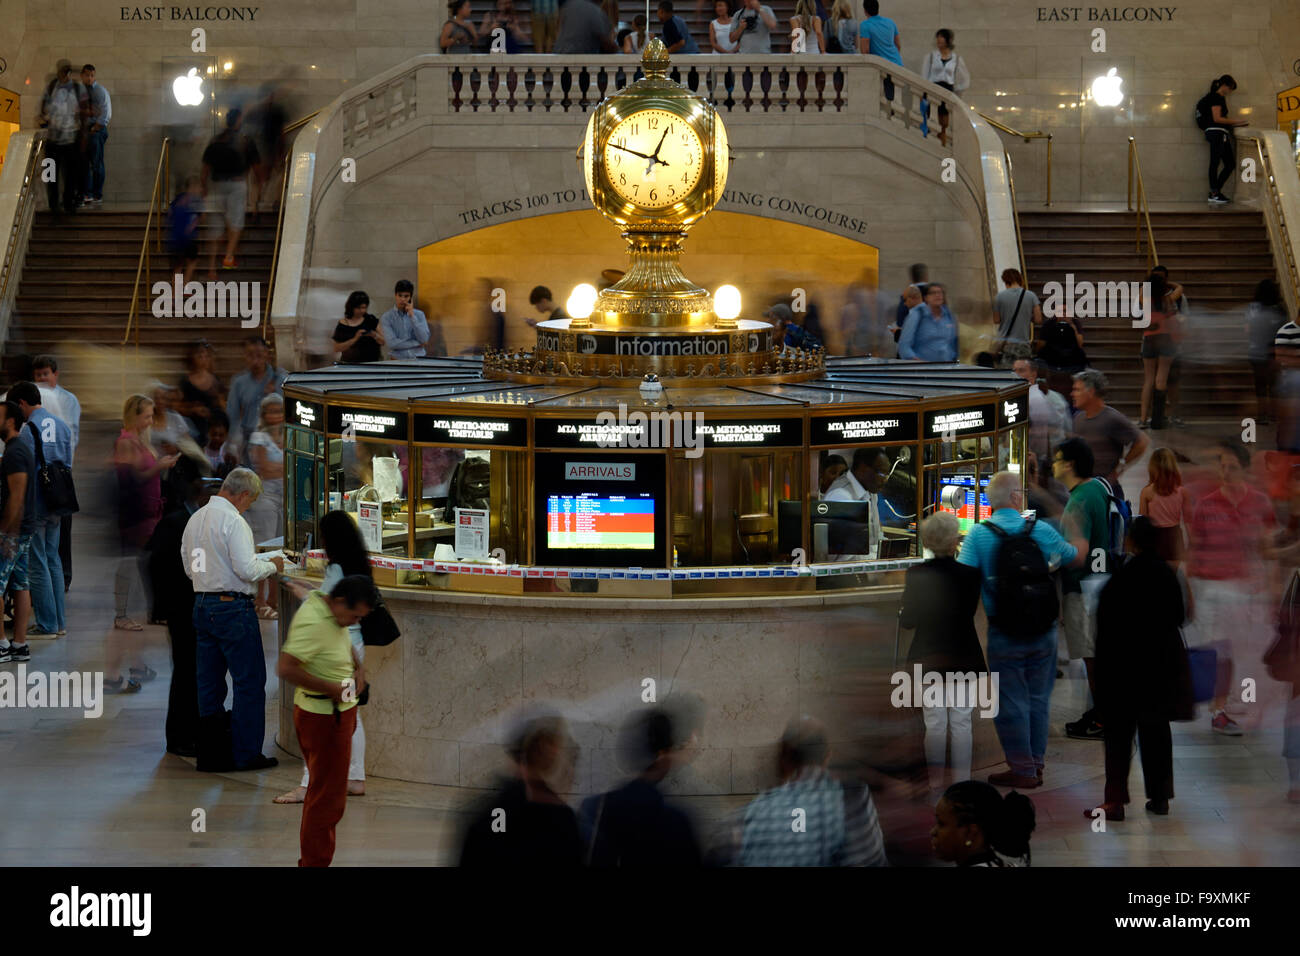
left=114, top=394, right=177, bottom=638
left=1138, top=447, right=1190, bottom=566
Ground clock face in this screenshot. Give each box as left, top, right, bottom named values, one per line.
left=602, top=108, right=704, bottom=211
left=714, top=114, right=729, bottom=196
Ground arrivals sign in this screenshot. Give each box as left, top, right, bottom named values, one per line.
left=536, top=417, right=650, bottom=448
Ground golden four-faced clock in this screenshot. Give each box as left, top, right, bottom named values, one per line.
left=581, top=39, right=730, bottom=229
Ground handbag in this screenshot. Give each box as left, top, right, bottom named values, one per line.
left=360, top=594, right=401, bottom=647
left=25, top=421, right=79, bottom=516
left=1264, top=568, right=1300, bottom=683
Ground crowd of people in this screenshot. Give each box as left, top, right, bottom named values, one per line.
left=436, top=0, right=961, bottom=73
left=38, top=60, right=111, bottom=218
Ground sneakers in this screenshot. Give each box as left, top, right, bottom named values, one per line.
left=1211, top=711, right=1243, bottom=735
left=0, top=643, right=30, bottom=663
left=26, top=627, right=60, bottom=639
left=1066, top=716, right=1106, bottom=740
left=1208, top=193, right=1230, bottom=204
left=105, top=675, right=142, bottom=694
left=222, top=255, right=238, bottom=270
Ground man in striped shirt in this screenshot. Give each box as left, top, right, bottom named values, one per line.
left=736, top=716, right=888, bottom=866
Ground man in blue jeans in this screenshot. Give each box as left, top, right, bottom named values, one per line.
left=181, top=468, right=284, bottom=772
left=958, top=472, right=1084, bottom=789
left=79, top=64, right=111, bottom=206
left=9, top=382, right=72, bottom=639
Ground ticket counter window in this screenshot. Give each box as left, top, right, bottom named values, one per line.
left=328, top=437, right=406, bottom=555
left=798, top=445, right=917, bottom=562
left=411, top=447, right=524, bottom=563
left=924, top=432, right=998, bottom=538
left=286, top=425, right=326, bottom=555
left=672, top=449, right=804, bottom=566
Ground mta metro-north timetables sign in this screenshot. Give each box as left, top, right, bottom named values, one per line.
left=545, top=494, right=656, bottom=550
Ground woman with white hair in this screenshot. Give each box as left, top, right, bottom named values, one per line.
left=244, top=393, right=285, bottom=619
left=899, top=511, right=985, bottom=793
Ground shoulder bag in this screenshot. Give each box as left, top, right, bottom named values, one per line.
left=25, top=421, right=79, bottom=516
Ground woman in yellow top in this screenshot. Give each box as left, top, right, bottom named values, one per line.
left=276, top=575, right=377, bottom=867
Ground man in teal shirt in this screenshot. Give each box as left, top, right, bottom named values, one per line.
left=959, top=472, right=1083, bottom=788
left=1053, top=438, right=1113, bottom=742
left=857, top=0, right=902, bottom=65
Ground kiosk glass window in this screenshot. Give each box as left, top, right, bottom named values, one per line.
left=327, top=436, right=408, bottom=556
left=285, top=425, right=326, bottom=555
left=809, top=445, right=917, bottom=561
left=408, top=447, right=523, bottom=563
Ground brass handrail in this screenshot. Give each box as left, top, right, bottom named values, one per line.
left=123, top=137, right=171, bottom=348
left=976, top=111, right=1053, bottom=206
left=0, top=132, right=47, bottom=309
left=1004, top=150, right=1028, bottom=280
left=1126, top=137, right=1159, bottom=271
left=1239, top=132, right=1300, bottom=317
left=263, top=111, right=320, bottom=340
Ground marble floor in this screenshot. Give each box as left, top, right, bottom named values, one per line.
left=0, top=422, right=1297, bottom=867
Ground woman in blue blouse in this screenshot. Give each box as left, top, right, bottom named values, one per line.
left=898, top=282, right=959, bottom=362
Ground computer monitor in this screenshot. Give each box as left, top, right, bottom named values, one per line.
left=938, top=475, right=991, bottom=533
left=778, top=499, right=876, bottom=557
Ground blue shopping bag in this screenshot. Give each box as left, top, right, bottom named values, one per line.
left=1186, top=646, right=1218, bottom=704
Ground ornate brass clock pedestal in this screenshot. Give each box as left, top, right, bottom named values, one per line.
left=482, top=39, right=825, bottom=387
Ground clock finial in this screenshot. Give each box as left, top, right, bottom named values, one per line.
left=642, top=37, right=671, bottom=77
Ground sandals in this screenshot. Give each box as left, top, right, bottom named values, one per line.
left=105, top=675, right=143, bottom=695
left=130, top=665, right=158, bottom=683
left=114, top=617, right=145, bottom=631
left=256, top=605, right=279, bottom=621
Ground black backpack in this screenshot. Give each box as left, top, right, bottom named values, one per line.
left=1194, top=93, right=1215, bottom=130
left=25, top=421, right=79, bottom=517
left=984, top=516, right=1058, bottom=639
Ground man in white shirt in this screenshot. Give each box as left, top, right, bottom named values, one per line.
left=1014, top=358, right=1068, bottom=470
left=823, top=447, right=890, bottom=560
left=182, top=468, right=284, bottom=772
left=34, top=356, right=81, bottom=594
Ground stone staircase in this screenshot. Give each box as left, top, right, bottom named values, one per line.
left=1020, top=209, right=1275, bottom=424
left=5, top=207, right=278, bottom=403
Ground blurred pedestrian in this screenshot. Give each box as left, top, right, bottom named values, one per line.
left=227, top=336, right=287, bottom=462
left=0, top=401, right=36, bottom=668
left=579, top=708, right=702, bottom=866
left=931, top=781, right=1036, bottom=867
left=201, top=108, right=259, bottom=274
left=900, top=512, right=984, bottom=794
left=10, top=381, right=73, bottom=640
left=202, top=410, right=238, bottom=478
left=276, top=575, right=376, bottom=866
left=1246, top=279, right=1287, bottom=426
left=245, top=393, right=285, bottom=620
left=1087, top=517, right=1191, bottom=821
left=167, top=177, right=203, bottom=284
left=898, top=282, right=958, bottom=362
left=177, top=339, right=226, bottom=447
left=148, top=475, right=217, bottom=757
left=459, top=713, right=583, bottom=866
left=40, top=61, right=81, bottom=219
left=32, top=355, right=79, bottom=594
left=114, top=395, right=177, bottom=636
left=247, top=86, right=287, bottom=220
left=736, top=716, right=887, bottom=866
left=1185, top=440, right=1276, bottom=736
left=991, top=269, right=1040, bottom=368
left=1138, top=270, right=1179, bottom=429
left=1138, top=447, right=1190, bottom=567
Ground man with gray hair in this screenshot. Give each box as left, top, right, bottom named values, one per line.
left=181, top=467, right=284, bottom=772
left=958, top=472, right=1084, bottom=789
left=736, top=716, right=887, bottom=866
left=1070, top=368, right=1147, bottom=498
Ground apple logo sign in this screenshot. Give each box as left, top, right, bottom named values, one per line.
left=578, top=334, right=597, bottom=354
left=172, top=68, right=205, bottom=107
left=1090, top=67, right=1124, bottom=108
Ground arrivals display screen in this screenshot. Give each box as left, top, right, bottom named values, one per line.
left=546, top=495, right=655, bottom=549
left=533, top=453, right=667, bottom=567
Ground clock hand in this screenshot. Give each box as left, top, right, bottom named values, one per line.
left=652, top=127, right=669, bottom=161
left=611, top=144, right=654, bottom=161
